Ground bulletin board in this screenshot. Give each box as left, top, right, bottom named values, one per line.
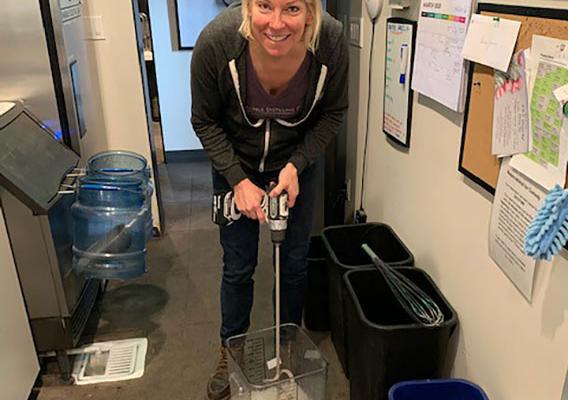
left=458, top=4, right=568, bottom=194
left=383, top=18, right=417, bottom=148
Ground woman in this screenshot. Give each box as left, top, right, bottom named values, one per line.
left=191, top=1, right=348, bottom=398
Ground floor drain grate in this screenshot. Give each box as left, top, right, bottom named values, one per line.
left=71, top=338, right=148, bottom=385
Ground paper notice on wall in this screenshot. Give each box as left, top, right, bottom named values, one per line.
left=411, top=0, right=472, bottom=112
left=462, top=14, right=521, bottom=72
left=510, top=57, right=568, bottom=189
left=492, top=50, right=531, bottom=157
left=489, top=158, right=545, bottom=302
left=527, top=35, right=568, bottom=96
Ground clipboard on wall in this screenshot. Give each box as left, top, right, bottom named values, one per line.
left=458, top=4, right=568, bottom=194
left=383, top=18, right=417, bottom=148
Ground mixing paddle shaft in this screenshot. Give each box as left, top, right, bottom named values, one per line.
left=265, top=184, right=291, bottom=382
left=274, top=242, right=282, bottom=379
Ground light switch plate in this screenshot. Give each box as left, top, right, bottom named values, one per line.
left=84, top=16, right=105, bottom=40
left=349, top=17, right=364, bottom=48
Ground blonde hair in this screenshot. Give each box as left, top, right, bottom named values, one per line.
left=239, top=0, right=323, bottom=53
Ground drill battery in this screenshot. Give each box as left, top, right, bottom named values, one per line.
left=212, top=191, right=241, bottom=226
left=212, top=186, right=288, bottom=241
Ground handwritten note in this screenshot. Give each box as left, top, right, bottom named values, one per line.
left=462, top=14, right=521, bottom=72
left=492, top=50, right=530, bottom=157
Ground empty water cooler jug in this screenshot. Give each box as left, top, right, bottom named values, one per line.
left=71, top=176, right=148, bottom=279
left=86, top=150, right=154, bottom=240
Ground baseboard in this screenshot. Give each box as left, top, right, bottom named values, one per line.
left=165, top=149, right=209, bottom=163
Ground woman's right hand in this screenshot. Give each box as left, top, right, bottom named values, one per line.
left=233, top=178, right=266, bottom=223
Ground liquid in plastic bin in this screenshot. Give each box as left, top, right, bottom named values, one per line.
left=71, top=177, right=148, bottom=279
left=389, top=379, right=489, bottom=400
left=226, top=324, right=327, bottom=400
left=321, top=223, right=414, bottom=377
left=86, top=150, right=154, bottom=240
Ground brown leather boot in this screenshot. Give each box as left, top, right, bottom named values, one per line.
left=206, top=345, right=230, bottom=400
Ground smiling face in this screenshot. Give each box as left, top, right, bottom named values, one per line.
left=249, top=0, right=313, bottom=58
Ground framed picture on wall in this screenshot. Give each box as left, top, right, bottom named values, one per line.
left=383, top=18, right=417, bottom=148
left=174, top=0, right=228, bottom=50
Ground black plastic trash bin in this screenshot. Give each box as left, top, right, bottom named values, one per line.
left=303, top=236, right=330, bottom=331
left=344, top=267, right=458, bottom=400
left=321, top=223, right=414, bottom=377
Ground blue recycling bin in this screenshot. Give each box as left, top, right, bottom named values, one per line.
left=389, top=379, right=489, bottom=400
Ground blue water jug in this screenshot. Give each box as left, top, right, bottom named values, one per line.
left=71, top=176, right=148, bottom=279
left=86, top=150, right=154, bottom=240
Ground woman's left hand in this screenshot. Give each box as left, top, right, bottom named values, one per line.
left=269, top=163, right=299, bottom=208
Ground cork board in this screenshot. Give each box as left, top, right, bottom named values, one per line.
left=458, top=4, right=568, bottom=194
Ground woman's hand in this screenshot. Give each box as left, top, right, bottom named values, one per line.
left=234, top=178, right=266, bottom=223
left=269, top=163, right=299, bottom=208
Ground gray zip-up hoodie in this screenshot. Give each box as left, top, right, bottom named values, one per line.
left=191, top=6, right=348, bottom=187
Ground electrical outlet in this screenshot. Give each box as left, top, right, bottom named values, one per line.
left=349, top=17, right=364, bottom=49
left=354, top=209, right=368, bottom=224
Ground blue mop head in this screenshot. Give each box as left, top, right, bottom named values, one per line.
left=524, top=185, right=568, bottom=261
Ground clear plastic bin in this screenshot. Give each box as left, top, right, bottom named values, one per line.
left=226, top=324, right=327, bottom=400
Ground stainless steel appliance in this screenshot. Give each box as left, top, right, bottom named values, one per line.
left=0, top=0, right=98, bottom=382
left=0, top=0, right=89, bottom=155
left=0, top=102, right=100, bottom=383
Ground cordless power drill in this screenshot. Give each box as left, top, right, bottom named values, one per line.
left=265, top=182, right=289, bottom=243
left=212, top=184, right=289, bottom=243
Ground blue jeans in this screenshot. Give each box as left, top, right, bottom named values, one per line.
left=212, top=165, right=317, bottom=342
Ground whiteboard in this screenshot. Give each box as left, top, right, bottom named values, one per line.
left=383, top=18, right=416, bottom=147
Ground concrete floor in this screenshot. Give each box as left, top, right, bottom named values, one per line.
left=36, top=158, right=349, bottom=400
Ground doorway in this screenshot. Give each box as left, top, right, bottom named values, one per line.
left=131, top=0, right=166, bottom=234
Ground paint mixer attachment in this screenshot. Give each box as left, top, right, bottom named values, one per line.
left=263, top=184, right=293, bottom=385
left=225, top=185, right=328, bottom=400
